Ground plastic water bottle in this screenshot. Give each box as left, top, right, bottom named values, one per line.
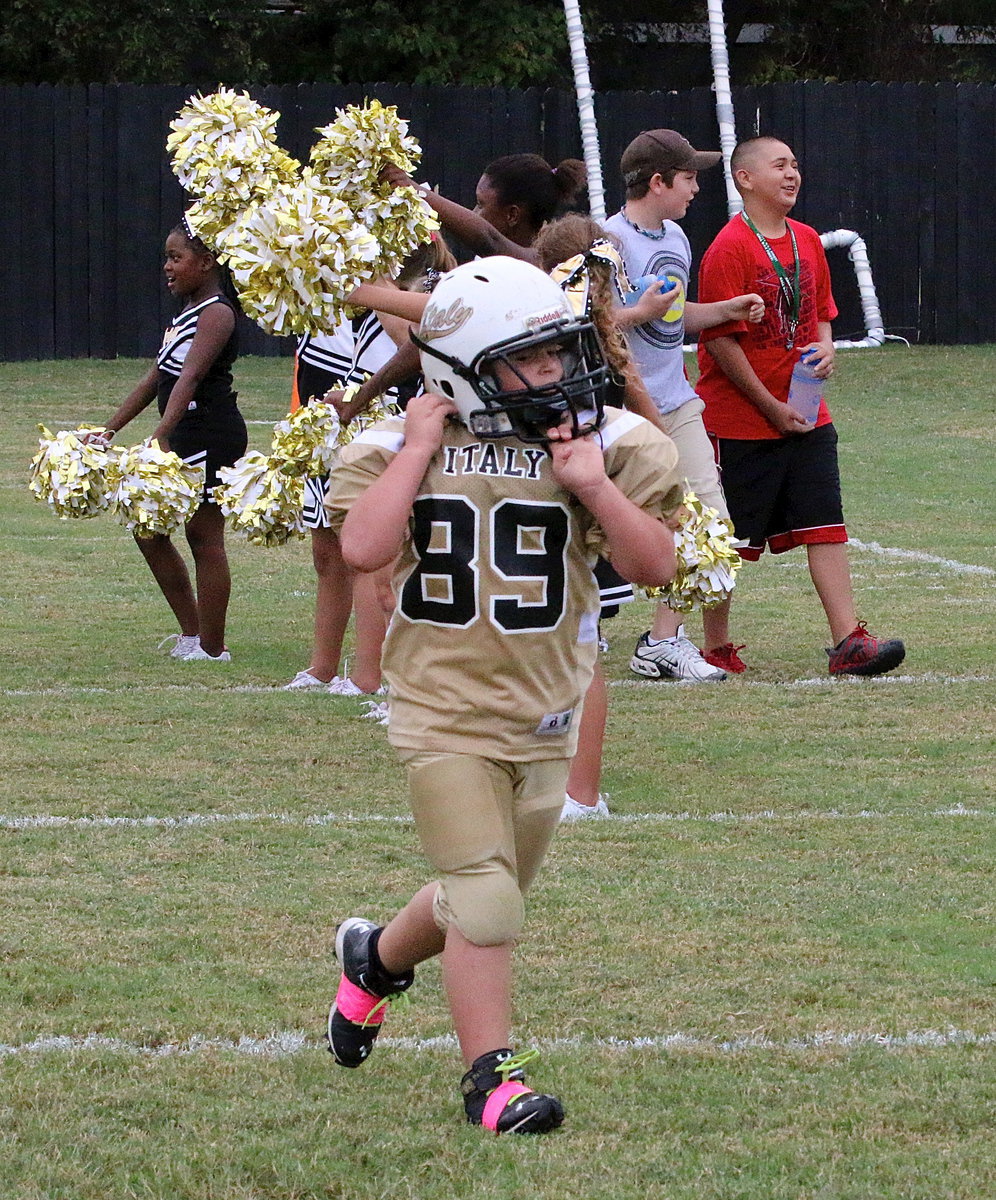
left=787, top=349, right=823, bottom=425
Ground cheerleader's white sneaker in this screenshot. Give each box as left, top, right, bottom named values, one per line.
left=158, top=633, right=200, bottom=659
left=183, top=645, right=231, bottom=662
left=284, top=670, right=329, bottom=689
left=561, top=793, right=610, bottom=821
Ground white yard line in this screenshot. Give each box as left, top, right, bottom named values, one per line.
left=848, top=537, right=994, bottom=576
left=2, top=1028, right=992, bottom=1061
left=3, top=668, right=994, bottom=701
left=1, top=804, right=990, bottom=832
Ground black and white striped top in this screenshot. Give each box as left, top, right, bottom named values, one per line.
left=156, top=295, right=238, bottom=416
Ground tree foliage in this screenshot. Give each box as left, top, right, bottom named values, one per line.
left=0, top=0, right=265, bottom=85
left=262, top=0, right=568, bottom=87
left=1, top=0, right=993, bottom=87
left=0, top=0, right=568, bottom=88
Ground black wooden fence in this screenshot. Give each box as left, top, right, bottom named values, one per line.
left=2, top=79, right=994, bottom=361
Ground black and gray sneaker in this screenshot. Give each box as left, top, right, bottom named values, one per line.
left=461, top=1048, right=564, bottom=1134
left=325, top=917, right=414, bottom=1068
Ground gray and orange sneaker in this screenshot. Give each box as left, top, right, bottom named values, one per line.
left=827, top=622, right=905, bottom=677
left=326, top=918, right=413, bottom=1068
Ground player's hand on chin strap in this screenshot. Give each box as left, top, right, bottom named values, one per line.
left=546, top=417, right=609, bottom=508
left=402, top=392, right=458, bottom=456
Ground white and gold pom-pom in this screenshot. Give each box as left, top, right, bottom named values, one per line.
left=355, top=187, right=440, bottom=279
left=646, top=491, right=742, bottom=612
left=310, top=99, right=422, bottom=199
left=309, top=100, right=438, bottom=277
left=108, top=440, right=204, bottom=538
left=214, top=452, right=306, bottom=547
left=270, top=400, right=342, bottom=477
left=28, top=425, right=115, bottom=520
left=214, top=176, right=380, bottom=336
left=168, top=88, right=300, bottom=213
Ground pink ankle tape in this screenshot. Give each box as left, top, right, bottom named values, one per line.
left=482, top=1080, right=533, bottom=1131
left=334, top=976, right=386, bottom=1025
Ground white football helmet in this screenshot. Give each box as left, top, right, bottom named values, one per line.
left=412, top=256, right=608, bottom=443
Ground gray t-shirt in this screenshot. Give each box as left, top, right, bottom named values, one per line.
left=603, top=211, right=698, bottom=415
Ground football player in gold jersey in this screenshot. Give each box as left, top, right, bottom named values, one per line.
left=324, top=257, right=681, bottom=1134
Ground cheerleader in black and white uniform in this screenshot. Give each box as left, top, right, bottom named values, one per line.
left=93, top=223, right=247, bottom=661
left=284, top=239, right=455, bottom=694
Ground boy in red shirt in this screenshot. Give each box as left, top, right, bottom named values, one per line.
left=697, top=137, right=905, bottom=676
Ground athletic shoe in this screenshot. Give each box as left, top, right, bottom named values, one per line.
left=284, top=670, right=329, bottom=690
left=629, top=629, right=727, bottom=682
left=462, top=1048, right=564, bottom=1134
left=703, top=642, right=748, bottom=674
left=327, top=676, right=387, bottom=697
left=359, top=700, right=390, bottom=726
left=561, top=793, right=610, bottom=821
left=827, top=622, right=906, bottom=677
left=326, top=917, right=414, bottom=1069
left=158, top=633, right=200, bottom=659
left=183, top=645, right=231, bottom=662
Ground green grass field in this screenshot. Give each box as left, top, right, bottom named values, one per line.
left=1, top=348, right=994, bottom=1199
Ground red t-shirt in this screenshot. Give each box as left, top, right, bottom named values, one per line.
left=696, top=215, right=838, bottom=440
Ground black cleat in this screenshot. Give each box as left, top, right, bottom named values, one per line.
left=325, top=917, right=414, bottom=1068
left=461, top=1048, right=564, bottom=1134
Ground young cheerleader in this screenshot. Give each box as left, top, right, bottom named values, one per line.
left=396, top=152, right=587, bottom=261
left=286, top=313, right=398, bottom=693
left=285, top=238, right=456, bottom=694
left=324, top=256, right=680, bottom=1134
left=93, top=223, right=246, bottom=661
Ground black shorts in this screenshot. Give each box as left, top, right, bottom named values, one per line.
left=171, top=404, right=249, bottom=499
left=295, top=360, right=338, bottom=408
left=714, top=423, right=848, bottom=560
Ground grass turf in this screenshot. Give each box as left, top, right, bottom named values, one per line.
left=1, top=347, right=994, bottom=1198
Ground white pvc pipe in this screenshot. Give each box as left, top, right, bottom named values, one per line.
left=700, top=4, right=890, bottom=349
left=561, top=0, right=606, bottom=223
left=820, top=229, right=888, bottom=348
left=706, top=0, right=742, bottom=218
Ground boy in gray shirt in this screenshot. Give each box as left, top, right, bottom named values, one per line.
left=605, top=129, right=762, bottom=681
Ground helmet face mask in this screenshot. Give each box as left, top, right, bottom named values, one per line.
left=414, top=257, right=609, bottom=444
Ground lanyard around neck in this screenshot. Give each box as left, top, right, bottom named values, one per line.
left=740, top=211, right=800, bottom=348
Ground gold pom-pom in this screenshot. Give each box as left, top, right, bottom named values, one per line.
left=310, top=100, right=438, bottom=275
left=310, top=99, right=423, bottom=200
left=214, top=177, right=380, bottom=336
left=270, top=400, right=342, bottom=477
left=169, top=92, right=437, bottom=335
left=108, top=440, right=204, bottom=538
left=645, top=491, right=742, bottom=612
left=214, top=452, right=306, bottom=547
left=168, top=88, right=300, bottom=215
left=28, top=425, right=115, bottom=520
left=355, top=186, right=440, bottom=280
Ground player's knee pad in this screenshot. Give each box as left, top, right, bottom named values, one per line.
left=434, top=860, right=525, bottom=946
